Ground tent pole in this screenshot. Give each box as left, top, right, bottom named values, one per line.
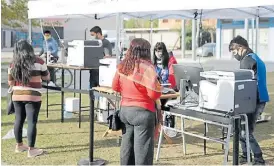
left=28, top=19, right=32, bottom=44
left=255, top=9, right=259, bottom=54
left=251, top=18, right=255, bottom=50
left=149, top=19, right=153, bottom=59
left=115, top=13, right=121, bottom=64
left=216, top=19, right=222, bottom=59
left=149, top=19, right=153, bottom=45
left=181, top=19, right=186, bottom=59
left=192, top=19, right=196, bottom=61
left=244, top=18, right=249, bottom=43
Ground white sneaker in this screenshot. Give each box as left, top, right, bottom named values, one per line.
left=15, top=144, right=28, bottom=153
left=47, top=81, right=55, bottom=87
left=28, top=148, right=44, bottom=157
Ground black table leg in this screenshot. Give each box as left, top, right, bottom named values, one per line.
left=46, top=80, right=49, bottom=118
left=61, top=68, right=64, bottom=123
left=79, top=70, right=82, bottom=128
left=222, top=127, right=225, bottom=150
left=107, top=102, right=110, bottom=124
left=74, top=69, right=76, bottom=97
left=204, top=122, right=207, bottom=155
left=78, top=90, right=106, bottom=166
left=233, top=118, right=240, bottom=165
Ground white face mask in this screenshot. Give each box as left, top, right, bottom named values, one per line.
left=155, top=52, right=162, bottom=59
left=90, top=36, right=96, bottom=40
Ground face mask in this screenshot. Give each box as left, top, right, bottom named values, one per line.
left=90, top=36, right=95, bottom=40
left=234, top=54, right=242, bottom=61
left=155, top=52, right=162, bottom=59
left=44, top=35, right=51, bottom=40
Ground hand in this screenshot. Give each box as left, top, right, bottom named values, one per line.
left=104, top=55, right=111, bottom=58
left=156, top=99, right=161, bottom=111
left=40, top=54, right=46, bottom=58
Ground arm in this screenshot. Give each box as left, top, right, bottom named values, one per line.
left=8, top=66, right=15, bottom=86
left=168, top=61, right=177, bottom=89
left=147, top=78, right=162, bottom=101
left=112, top=71, right=121, bottom=92
left=41, top=60, right=50, bottom=81
left=51, top=39, right=59, bottom=56
left=240, top=57, right=257, bottom=77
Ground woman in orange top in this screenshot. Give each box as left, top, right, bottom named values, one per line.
left=112, top=38, right=161, bottom=165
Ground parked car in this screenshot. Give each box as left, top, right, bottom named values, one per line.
left=196, top=43, right=216, bottom=57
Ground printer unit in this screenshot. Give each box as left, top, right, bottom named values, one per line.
left=67, top=40, right=104, bottom=68
left=199, top=70, right=257, bottom=115
left=99, top=58, right=117, bottom=87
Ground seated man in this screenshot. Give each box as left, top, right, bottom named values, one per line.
left=40, top=30, right=59, bottom=86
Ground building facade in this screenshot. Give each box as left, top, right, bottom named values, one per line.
left=158, top=19, right=217, bottom=29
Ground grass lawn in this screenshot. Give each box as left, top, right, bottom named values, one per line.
left=1, top=73, right=274, bottom=165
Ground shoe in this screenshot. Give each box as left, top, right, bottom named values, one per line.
left=239, top=155, right=248, bottom=165
left=28, top=148, right=44, bottom=157
left=15, top=144, right=28, bottom=153
left=253, top=158, right=265, bottom=165
left=47, top=81, right=55, bottom=87
left=253, top=153, right=265, bottom=165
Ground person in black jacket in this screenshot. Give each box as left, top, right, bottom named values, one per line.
left=229, top=35, right=269, bottom=165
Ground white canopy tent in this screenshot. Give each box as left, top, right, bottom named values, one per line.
left=28, top=0, right=274, bottom=19
left=28, top=0, right=274, bottom=62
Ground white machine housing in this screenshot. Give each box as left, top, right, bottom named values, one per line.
left=199, top=70, right=257, bottom=115
left=65, top=97, right=80, bottom=112
left=99, top=58, right=117, bottom=87
left=67, top=40, right=103, bottom=67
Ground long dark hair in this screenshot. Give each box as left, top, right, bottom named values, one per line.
left=153, top=42, right=169, bottom=69
left=11, top=40, right=36, bottom=85
left=118, top=38, right=151, bottom=76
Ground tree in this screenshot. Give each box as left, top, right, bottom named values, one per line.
left=124, top=19, right=158, bottom=28
left=1, top=0, right=38, bottom=28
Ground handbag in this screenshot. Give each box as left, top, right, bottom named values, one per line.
left=7, top=87, right=15, bottom=115
left=107, top=93, right=123, bottom=131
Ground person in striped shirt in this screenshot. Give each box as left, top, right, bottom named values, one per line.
left=8, top=40, right=50, bottom=157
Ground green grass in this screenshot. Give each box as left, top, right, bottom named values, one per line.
left=1, top=62, right=10, bottom=65
left=1, top=73, right=274, bottom=165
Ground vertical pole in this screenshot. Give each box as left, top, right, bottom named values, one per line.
left=61, top=68, right=64, bottom=123
left=268, top=18, right=274, bottom=61
left=149, top=19, right=153, bottom=44
left=120, top=17, right=124, bottom=61
left=150, top=19, right=153, bottom=59
left=216, top=19, right=222, bottom=59
left=181, top=19, right=186, bottom=59
left=233, top=118, right=240, bottom=165
left=89, top=90, right=95, bottom=162
left=28, top=19, right=32, bottom=44
left=255, top=9, right=259, bottom=54
left=115, top=13, right=121, bottom=64
left=192, top=19, right=197, bottom=61
left=251, top=18, right=255, bottom=50
left=244, top=19, right=249, bottom=44
left=79, top=70, right=82, bottom=128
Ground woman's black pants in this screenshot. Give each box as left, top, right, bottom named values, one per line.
left=13, top=101, right=41, bottom=147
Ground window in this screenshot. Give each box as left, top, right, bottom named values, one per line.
left=162, top=19, right=168, bottom=23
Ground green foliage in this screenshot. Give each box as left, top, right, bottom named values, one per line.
left=176, top=23, right=216, bottom=49
left=1, top=0, right=38, bottom=28
left=124, top=19, right=158, bottom=28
